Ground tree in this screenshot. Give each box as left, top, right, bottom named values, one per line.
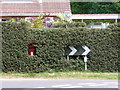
left=70, top=2, right=120, bottom=14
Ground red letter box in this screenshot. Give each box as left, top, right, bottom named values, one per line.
left=28, top=45, right=35, bottom=56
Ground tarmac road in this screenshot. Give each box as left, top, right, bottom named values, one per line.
left=1, top=79, right=118, bottom=89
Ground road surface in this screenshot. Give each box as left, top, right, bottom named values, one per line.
left=1, top=79, right=118, bottom=89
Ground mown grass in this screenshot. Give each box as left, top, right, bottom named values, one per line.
left=0, top=71, right=118, bottom=80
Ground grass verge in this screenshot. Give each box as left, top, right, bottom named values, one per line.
left=0, top=71, right=118, bottom=80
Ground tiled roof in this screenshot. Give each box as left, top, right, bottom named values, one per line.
left=1, top=0, right=71, bottom=16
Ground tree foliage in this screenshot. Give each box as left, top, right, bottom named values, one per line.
left=70, top=2, right=120, bottom=14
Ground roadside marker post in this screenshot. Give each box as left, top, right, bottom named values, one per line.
left=65, top=46, right=91, bottom=70
left=84, top=55, right=88, bottom=70
left=67, top=56, right=69, bottom=60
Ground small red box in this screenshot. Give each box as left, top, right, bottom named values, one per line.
left=28, top=45, right=35, bottom=55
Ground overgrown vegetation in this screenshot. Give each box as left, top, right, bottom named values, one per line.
left=1, top=22, right=119, bottom=73
left=70, top=2, right=120, bottom=14
left=30, top=15, right=45, bottom=28
left=53, top=22, right=86, bottom=28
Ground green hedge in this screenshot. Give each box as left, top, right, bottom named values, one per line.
left=73, top=19, right=118, bottom=25
left=53, top=22, right=86, bottom=28
left=1, top=22, right=119, bottom=73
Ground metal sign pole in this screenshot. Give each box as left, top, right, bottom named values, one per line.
left=85, top=62, right=87, bottom=70
left=65, top=46, right=91, bottom=70
left=84, top=55, right=88, bottom=70
left=67, top=56, right=69, bottom=60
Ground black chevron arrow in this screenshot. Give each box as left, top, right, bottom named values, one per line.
left=65, top=46, right=91, bottom=56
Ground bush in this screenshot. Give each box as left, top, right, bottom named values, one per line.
left=1, top=21, right=119, bottom=73
left=107, top=23, right=120, bottom=31
left=53, top=22, right=86, bottom=28
left=30, top=15, right=45, bottom=28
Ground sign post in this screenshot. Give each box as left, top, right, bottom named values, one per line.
left=65, top=46, right=91, bottom=70
left=84, top=55, right=88, bottom=70
left=64, top=11, right=72, bottom=21
left=67, top=56, right=69, bottom=60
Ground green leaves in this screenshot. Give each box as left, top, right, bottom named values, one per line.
left=53, top=22, right=86, bottom=28
left=1, top=22, right=120, bottom=73
left=71, top=2, right=120, bottom=14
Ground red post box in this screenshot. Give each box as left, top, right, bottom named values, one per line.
left=28, top=45, right=35, bottom=56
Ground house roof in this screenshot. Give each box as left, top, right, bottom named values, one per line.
left=0, top=0, right=71, bottom=16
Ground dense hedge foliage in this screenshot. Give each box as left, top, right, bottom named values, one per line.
left=73, top=19, right=120, bottom=25
left=53, top=22, right=86, bottom=28
left=1, top=22, right=119, bottom=73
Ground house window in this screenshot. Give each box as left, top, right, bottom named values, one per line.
left=2, top=0, right=33, bottom=3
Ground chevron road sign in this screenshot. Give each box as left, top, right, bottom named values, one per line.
left=65, top=46, right=91, bottom=56
left=65, top=46, right=91, bottom=70
left=82, top=46, right=91, bottom=55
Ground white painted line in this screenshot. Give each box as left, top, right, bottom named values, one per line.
left=78, top=83, right=96, bottom=85
left=35, top=87, right=46, bottom=88
left=62, top=86, right=83, bottom=88
left=52, top=84, right=71, bottom=88
left=88, top=84, right=106, bottom=86
left=103, top=82, right=118, bottom=84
